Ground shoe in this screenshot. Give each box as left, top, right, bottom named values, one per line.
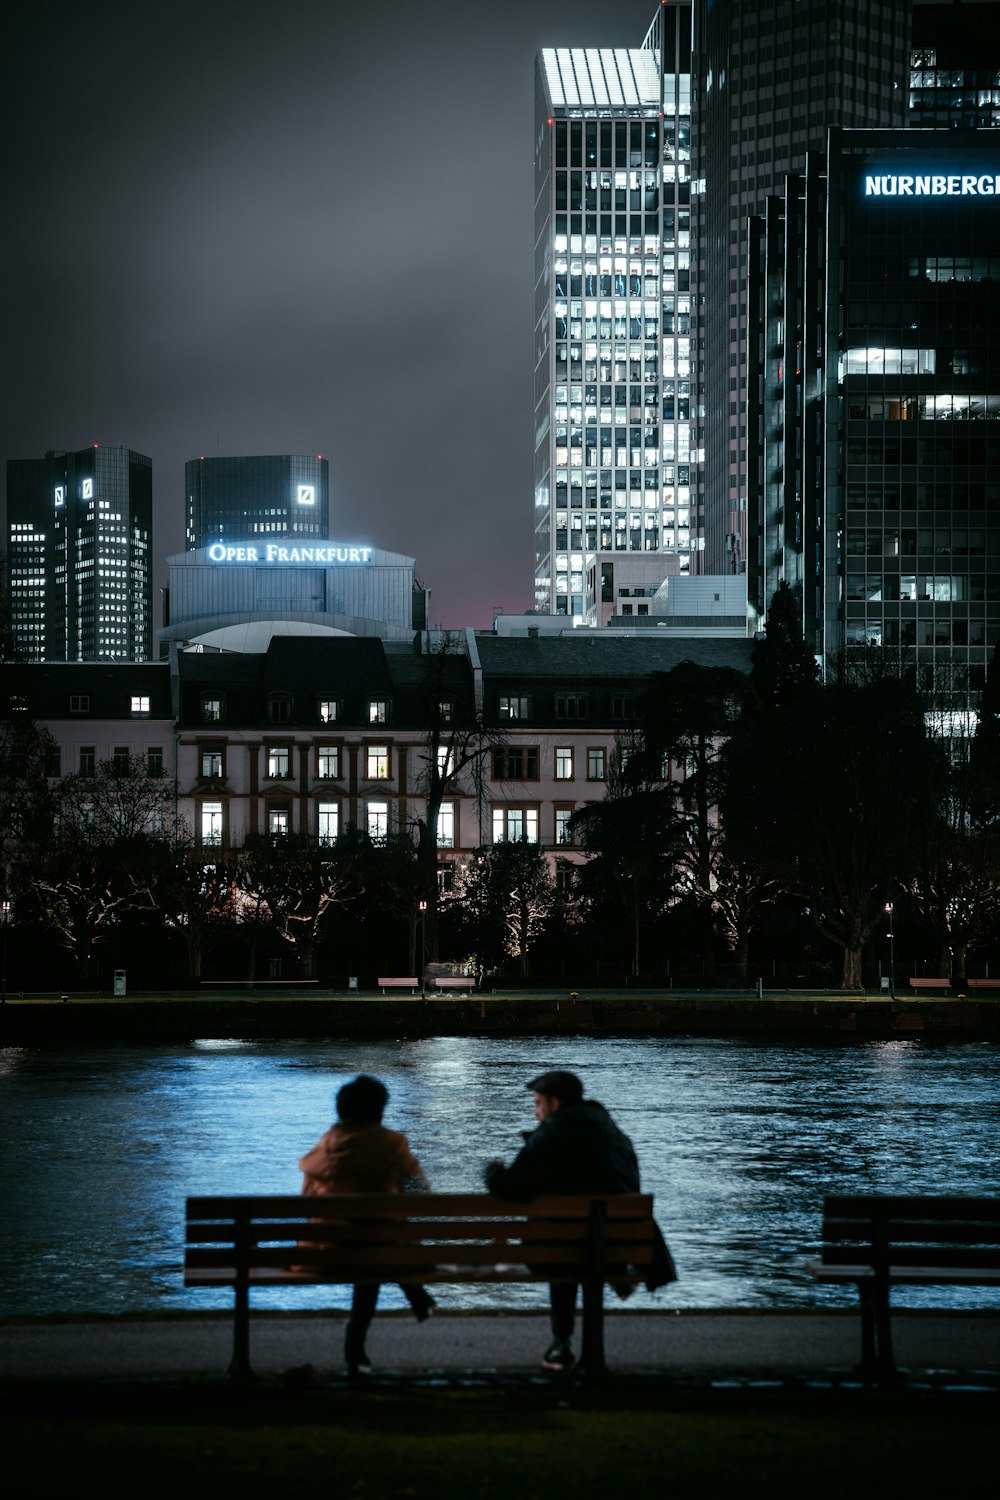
left=541, top=1339, right=575, bottom=1372
left=345, top=1352, right=373, bottom=1378
left=414, top=1295, right=437, bottom=1323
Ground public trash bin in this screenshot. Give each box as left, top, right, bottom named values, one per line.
left=113, top=969, right=126, bottom=997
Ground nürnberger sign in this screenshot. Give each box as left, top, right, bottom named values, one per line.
left=207, top=543, right=373, bottom=564
left=864, top=173, right=1000, bottom=197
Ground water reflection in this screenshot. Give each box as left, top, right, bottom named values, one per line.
left=1, top=1037, right=997, bottom=1317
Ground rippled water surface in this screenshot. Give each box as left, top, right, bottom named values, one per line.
left=1, top=1035, right=997, bottom=1317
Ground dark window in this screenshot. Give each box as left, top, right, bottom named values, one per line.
left=146, top=747, right=164, bottom=778
left=492, top=747, right=540, bottom=780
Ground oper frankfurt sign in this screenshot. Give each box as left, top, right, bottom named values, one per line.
left=864, top=172, right=1000, bottom=197
left=207, top=543, right=373, bottom=564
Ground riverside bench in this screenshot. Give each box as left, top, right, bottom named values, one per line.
left=806, top=1193, right=1000, bottom=1381
left=185, top=1191, right=655, bottom=1382
left=432, top=976, right=476, bottom=992
left=908, top=977, right=950, bottom=992
left=378, top=977, right=419, bottom=994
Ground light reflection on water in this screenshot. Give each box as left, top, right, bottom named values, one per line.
left=1, top=1036, right=998, bottom=1318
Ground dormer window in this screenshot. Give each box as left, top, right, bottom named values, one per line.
left=499, top=695, right=531, bottom=720
left=318, top=699, right=339, bottom=723
left=368, top=699, right=388, bottom=724
left=201, top=695, right=223, bottom=723
left=70, top=694, right=91, bottom=714
left=269, top=695, right=291, bottom=724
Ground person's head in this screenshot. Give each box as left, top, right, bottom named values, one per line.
left=527, top=1069, right=584, bottom=1121
left=336, top=1074, right=388, bottom=1127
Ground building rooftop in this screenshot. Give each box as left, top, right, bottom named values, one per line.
left=538, top=47, right=660, bottom=112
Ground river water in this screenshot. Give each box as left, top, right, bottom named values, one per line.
left=1, top=1035, right=997, bottom=1318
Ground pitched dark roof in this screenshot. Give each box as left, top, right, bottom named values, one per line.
left=476, top=634, right=754, bottom=681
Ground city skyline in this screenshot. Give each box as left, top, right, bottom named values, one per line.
left=2, top=0, right=660, bottom=631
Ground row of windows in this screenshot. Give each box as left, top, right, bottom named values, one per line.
left=69, top=746, right=164, bottom=777
left=66, top=693, right=152, bottom=715
left=199, top=695, right=453, bottom=726
left=202, top=743, right=611, bottom=784
left=499, top=694, right=635, bottom=722
left=197, top=800, right=580, bottom=849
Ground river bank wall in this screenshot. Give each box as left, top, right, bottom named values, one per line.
left=2, top=993, right=999, bottom=1042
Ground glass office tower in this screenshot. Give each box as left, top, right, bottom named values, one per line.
left=692, top=0, right=911, bottom=583
left=185, top=454, right=329, bottom=551
left=533, top=3, right=693, bottom=620
left=6, top=445, right=152, bottom=662
left=751, top=129, right=1000, bottom=700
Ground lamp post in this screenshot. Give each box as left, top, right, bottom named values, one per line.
left=885, top=901, right=895, bottom=1000
left=418, top=900, right=428, bottom=999
left=0, top=899, right=11, bottom=1005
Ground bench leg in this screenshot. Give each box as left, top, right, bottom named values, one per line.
left=857, top=1282, right=897, bottom=1384
left=229, top=1281, right=255, bottom=1383
left=579, top=1280, right=608, bottom=1378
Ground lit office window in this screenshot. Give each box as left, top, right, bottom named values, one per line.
left=369, top=700, right=388, bottom=724
left=201, top=748, right=223, bottom=779
left=318, top=699, right=339, bottom=723
left=267, top=746, right=290, bottom=778
left=366, top=744, right=389, bottom=780
left=317, top=746, right=340, bottom=779
left=268, top=806, right=290, bottom=839
left=317, top=802, right=339, bottom=846
left=555, top=747, right=574, bottom=780
left=367, top=801, right=389, bottom=841
left=587, top=748, right=606, bottom=780
left=437, top=802, right=455, bottom=848
left=131, top=695, right=150, bottom=715
left=492, top=807, right=539, bottom=843
left=201, top=802, right=223, bottom=846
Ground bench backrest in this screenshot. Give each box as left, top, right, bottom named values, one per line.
left=818, top=1194, right=1000, bottom=1273
left=185, top=1192, right=655, bottom=1286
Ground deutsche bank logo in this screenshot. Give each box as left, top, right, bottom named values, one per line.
left=864, top=172, right=1000, bottom=198
left=296, top=485, right=315, bottom=506
left=82, top=478, right=93, bottom=499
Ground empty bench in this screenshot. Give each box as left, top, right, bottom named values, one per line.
left=378, top=977, right=419, bottom=994
left=432, top=977, right=476, bottom=992
left=909, top=977, right=950, bottom=992
left=185, top=1191, right=655, bottom=1381
left=806, top=1193, right=1000, bottom=1380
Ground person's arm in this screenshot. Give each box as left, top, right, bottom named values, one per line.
left=483, top=1128, right=552, bottom=1202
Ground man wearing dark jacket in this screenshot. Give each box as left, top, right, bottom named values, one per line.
left=484, top=1069, right=675, bottom=1371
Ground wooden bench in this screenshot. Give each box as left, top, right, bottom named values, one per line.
left=908, top=977, right=950, bottom=992
left=961, top=978, right=1000, bottom=991
left=185, top=1191, right=655, bottom=1382
left=431, top=976, right=476, bottom=991
left=806, top=1193, right=1000, bottom=1381
left=377, top=977, right=419, bottom=994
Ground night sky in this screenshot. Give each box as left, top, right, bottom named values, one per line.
left=2, top=0, right=661, bottom=629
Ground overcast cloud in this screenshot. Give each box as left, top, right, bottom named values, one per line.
left=2, top=0, right=661, bottom=627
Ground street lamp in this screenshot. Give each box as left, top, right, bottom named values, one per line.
left=418, top=900, right=428, bottom=999
left=0, top=899, right=11, bottom=1005
left=885, top=901, right=895, bottom=1000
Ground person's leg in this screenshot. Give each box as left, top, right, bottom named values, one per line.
left=345, top=1282, right=380, bottom=1369
left=400, top=1283, right=437, bottom=1321
left=549, top=1282, right=577, bottom=1341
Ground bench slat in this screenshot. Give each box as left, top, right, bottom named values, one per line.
left=186, top=1219, right=655, bottom=1247
left=822, top=1194, right=1000, bottom=1221
left=186, top=1192, right=653, bottom=1221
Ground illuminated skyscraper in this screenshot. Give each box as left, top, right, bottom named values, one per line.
left=185, top=454, right=329, bottom=551
left=533, top=3, right=693, bottom=620
left=6, top=445, right=152, bottom=662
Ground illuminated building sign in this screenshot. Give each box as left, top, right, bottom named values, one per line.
left=296, top=485, right=315, bottom=506
left=864, top=172, right=1000, bottom=197
left=207, top=542, right=373, bottom=564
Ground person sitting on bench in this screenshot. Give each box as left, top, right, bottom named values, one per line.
left=299, top=1074, right=436, bottom=1376
left=483, top=1069, right=676, bottom=1372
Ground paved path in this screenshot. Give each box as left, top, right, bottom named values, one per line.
left=1, top=1310, right=998, bottom=1385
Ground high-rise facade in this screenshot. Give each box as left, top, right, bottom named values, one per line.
left=693, top=0, right=912, bottom=582
left=533, top=3, right=693, bottom=620
left=6, top=445, right=152, bottom=661
left=185, top=454, right=329, bottom=551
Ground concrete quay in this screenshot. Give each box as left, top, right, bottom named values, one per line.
left=2, top=1309, right=998, bottom=1388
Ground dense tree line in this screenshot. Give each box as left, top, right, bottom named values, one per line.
left=4, top=588, right=1000, bottom=991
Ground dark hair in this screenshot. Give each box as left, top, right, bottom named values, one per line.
left=527, top=1070, right=584, bottom=1105
left=336, top=1074, right=388, bottom=1125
